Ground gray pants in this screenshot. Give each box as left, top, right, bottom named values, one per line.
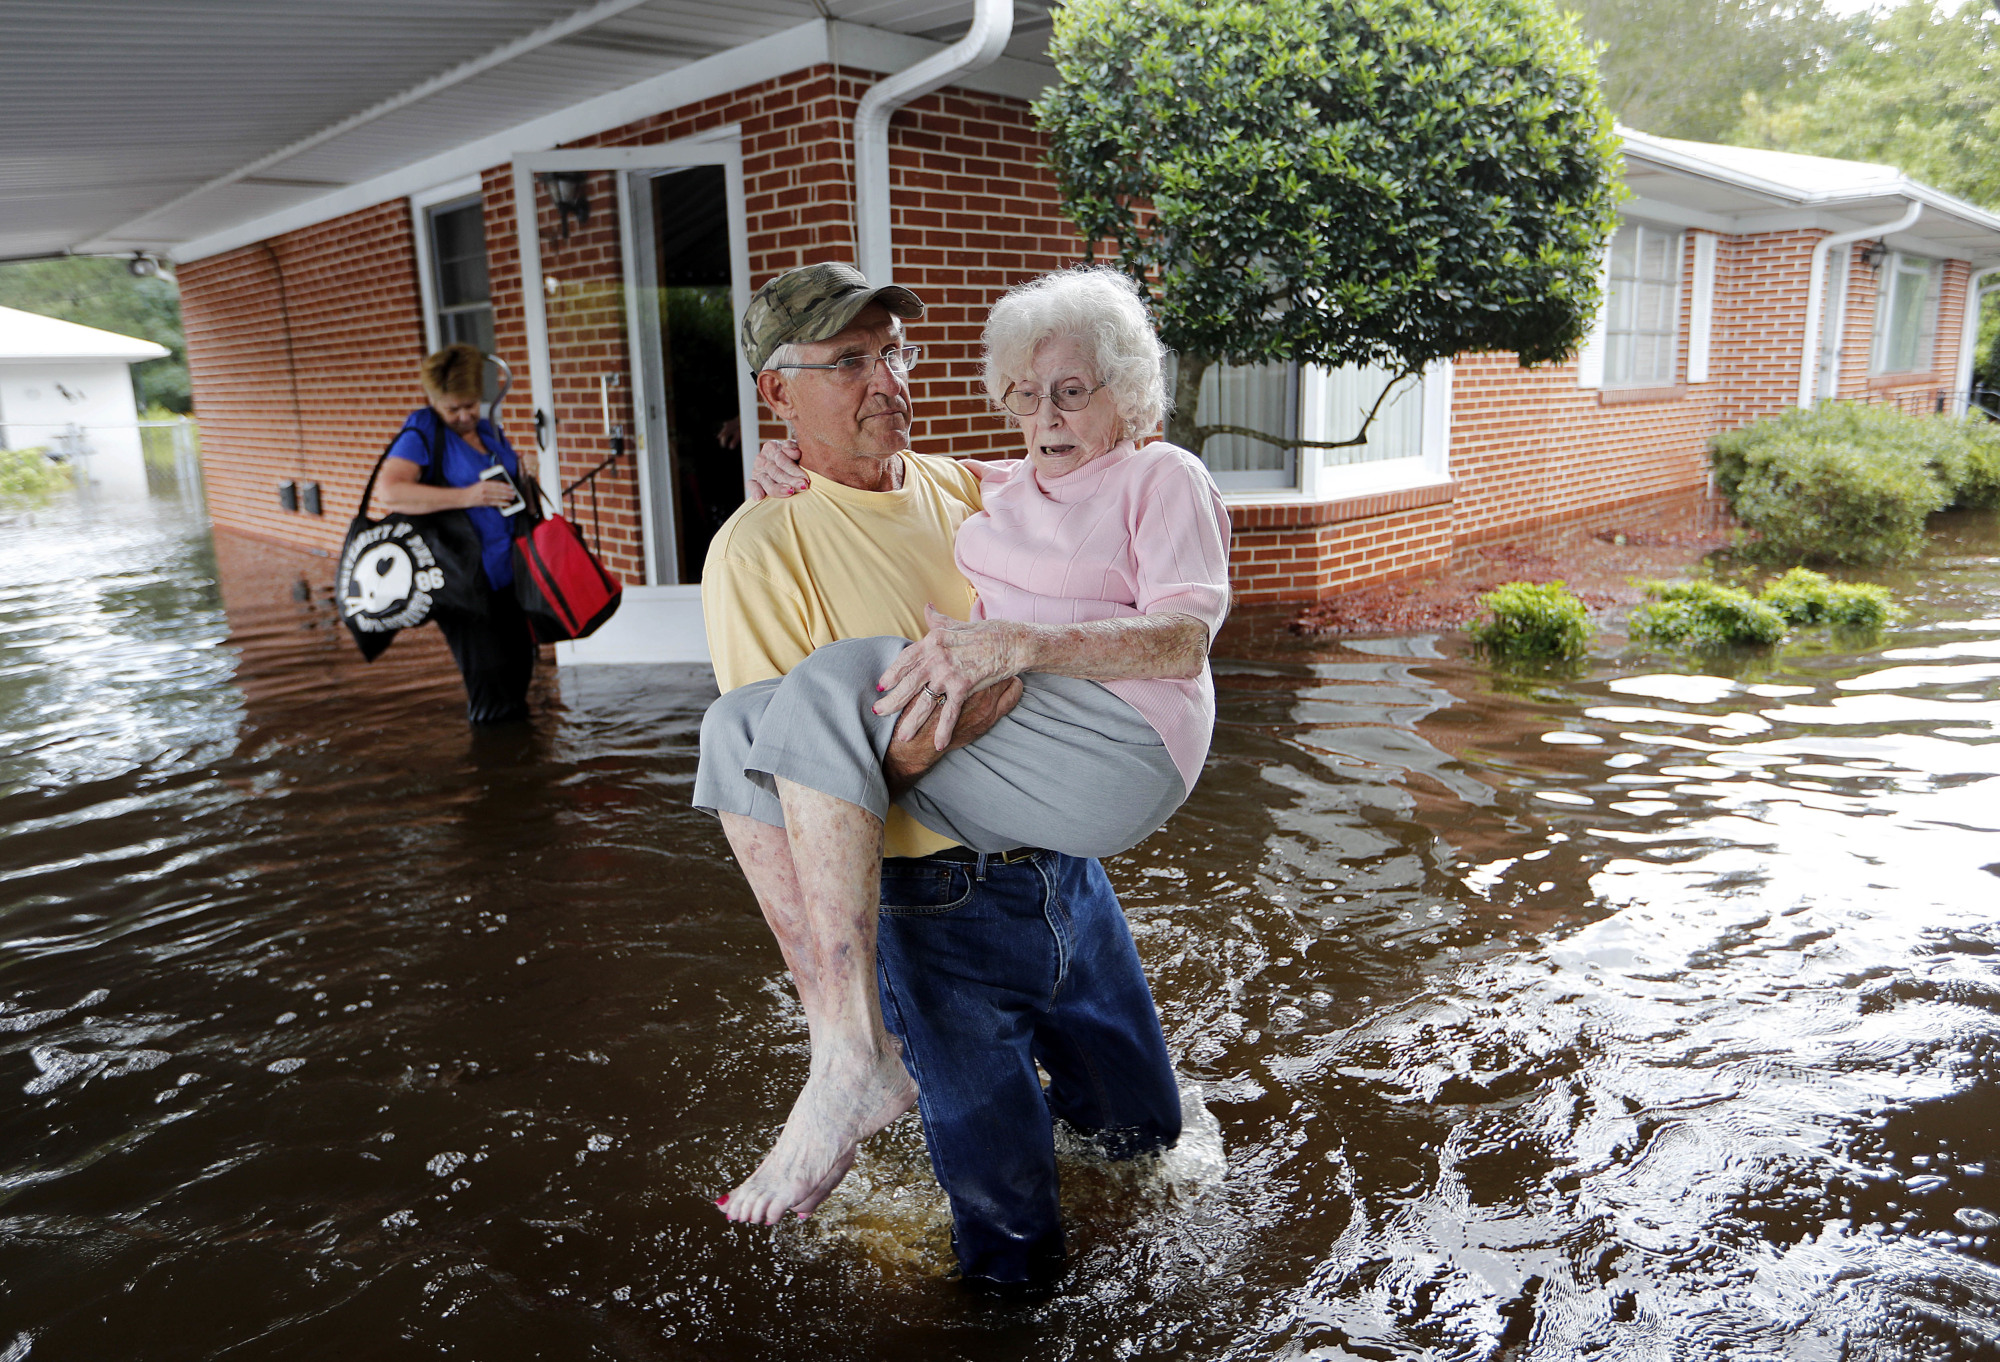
left=694, top=636, right=1186, bottom=858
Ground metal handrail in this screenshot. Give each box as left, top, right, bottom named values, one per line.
left=557, top=434, right=625, bottom=557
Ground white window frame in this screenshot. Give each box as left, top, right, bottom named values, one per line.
left=1602, top=221, right=1684, bottom=388
left=1687, top=231, right=1718, bottom=384
left=1869, top=250, right=1943, bottom=376
left=409, top=174, right=487, bottom=355
left=1217, top=358, right=1452, bottom=505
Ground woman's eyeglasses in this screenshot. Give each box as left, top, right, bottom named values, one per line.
left=1001, top=381, right=1106, bottom=416
left=777, top=345, right=921, bottom=381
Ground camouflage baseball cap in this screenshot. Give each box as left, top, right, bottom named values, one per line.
left=740, top=263, right=925, bottom=373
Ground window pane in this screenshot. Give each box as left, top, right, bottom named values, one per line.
left=1602, top=223, right=1680, bottom=387
left=1196, top=360, right=1294, bottom=476
left=442, top=306, right=495, bottom=356
left=429, top=202, right=490, bottom=308
left=1320, top=363, right=1424, bottom=468
left=1888, top=260, right=1929, bottom=372
left=1638, top=229, right=1672, bottom=280
left=1610, top=223, right=1636, bottom=276
left=1606, top=332, right=1632, bottom=386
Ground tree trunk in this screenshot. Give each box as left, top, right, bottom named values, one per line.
left=1166, top=351, right=1210, bottom=452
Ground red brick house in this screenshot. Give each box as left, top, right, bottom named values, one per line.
left=14, top=6, right=1998, bottom=661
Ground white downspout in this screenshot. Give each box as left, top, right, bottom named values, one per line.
left=1797, top=199, right=1923, bottom=407
left=853, top=0, right=1014, bottom=285
left=1951, top=264, right=2000, bottom=409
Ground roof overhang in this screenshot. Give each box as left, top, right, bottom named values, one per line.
left=1617, top=127, right=2000, bottom=268
left=11, top=16, right=2000, bottom=273
left=0, top=0, right=1055, bottom=265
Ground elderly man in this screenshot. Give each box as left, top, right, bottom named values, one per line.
left=693, top=262, right=1182, bottom=1294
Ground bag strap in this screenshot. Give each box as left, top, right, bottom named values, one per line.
left=357, top=419, right=448, bottom=515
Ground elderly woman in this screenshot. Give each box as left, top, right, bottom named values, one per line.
left=697, top=266, right=1229, bottom=1231
left=376, top=343, right=535, bottom=724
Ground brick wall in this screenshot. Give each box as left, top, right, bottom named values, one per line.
left=1227, top=225, right=1980, bottom=604
left=180, top=203, right=429, bottom=558
left=180, top=86, right=1984, bottom=612
left=1229, top=485, right=1457, bottom=606
left=183, top=63, right=1068, bottom=583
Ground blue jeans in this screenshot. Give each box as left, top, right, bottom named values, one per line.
left=875, top=850, right=1182, bottom=1291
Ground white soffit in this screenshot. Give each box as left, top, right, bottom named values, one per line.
left=0, top=0, right=1054, bottom=263
left=1619, top=126, right=2000, bottom=263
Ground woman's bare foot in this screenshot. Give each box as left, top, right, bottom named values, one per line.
left=719, top=1043, right=917, bottom=1225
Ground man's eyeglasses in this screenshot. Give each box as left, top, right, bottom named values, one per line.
left=777, top=345, right=921, bottom=381
left=1000, top=381, right=1106, bottom=416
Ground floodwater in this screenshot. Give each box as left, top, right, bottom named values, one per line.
left=3, top=474, right=1998, bottom=1362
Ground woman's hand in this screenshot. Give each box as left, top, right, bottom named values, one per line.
left=461, top=479, right=517, bottom=509
left=874, top=605, right=1030, bottom=750
left=745, top=439, right=810, bottom=504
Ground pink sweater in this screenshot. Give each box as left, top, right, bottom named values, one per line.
left=954, top=440, right=1232, bottom=793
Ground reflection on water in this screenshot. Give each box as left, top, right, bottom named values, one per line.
left=2, top=484, right=1997, bottom=1360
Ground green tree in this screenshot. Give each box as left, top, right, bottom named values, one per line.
left=1037, top=0, right=1623, bottom=454
left=1562, top=0, right=1845, bottom=142
left=1734, top=0, right=2000, bottom=209
left=0, top=257, right=190, bottom=412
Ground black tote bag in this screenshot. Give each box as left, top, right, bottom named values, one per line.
left=337, top=423, right=490, bottom=661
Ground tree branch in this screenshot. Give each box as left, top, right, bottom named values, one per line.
left=1193, top=366, right=1422, bottom=451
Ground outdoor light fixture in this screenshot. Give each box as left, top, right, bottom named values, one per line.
left=541, top=172, right=593, bottom=240
left=1858, top=242, right=1889, bottom=274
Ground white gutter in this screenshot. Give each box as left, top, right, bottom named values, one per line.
left=1797, top=200, right=1923, bottom=407
left=1953, top=264, right=2000, bottom=404
left=91, top=0, right=664, bottom=249
left=852, top=0, right=1014, bottom=285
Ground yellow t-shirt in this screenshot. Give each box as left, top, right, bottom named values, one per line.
left=701, top=451, right=983, bottom=858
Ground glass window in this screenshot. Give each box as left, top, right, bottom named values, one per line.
left=1604, top=222, right=1683, bottom=387
left=1316, top=362, right=1426, bottom=469
left=426, top=197, right=494, bottom=357
left=1180, top=358, right=1297, bottom=491
left=1183, top=356, right=1428, bottom=493
left=1870, top=251, right=1941, bottom=375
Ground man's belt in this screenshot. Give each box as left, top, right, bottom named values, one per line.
left=887, top=844, right=1048, bottom=867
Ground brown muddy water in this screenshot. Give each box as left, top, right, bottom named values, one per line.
left=3, top=475, right=1998, bottom=1362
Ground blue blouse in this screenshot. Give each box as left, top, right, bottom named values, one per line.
left=386, top=406, right=523, bottom=591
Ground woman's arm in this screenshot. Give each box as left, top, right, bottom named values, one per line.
left=983, top=613, right=1210, bottom=682
left=746, top=440, right=1014, bottom=502
left=874, top=605, right=1214, bottom=748
left=375, top=456, right=515, bottom=515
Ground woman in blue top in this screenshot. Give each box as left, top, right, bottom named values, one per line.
left=377, top=344, right=536, bottom=723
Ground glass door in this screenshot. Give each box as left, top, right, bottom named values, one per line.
left=628, top=163, right=746, bottom=584
left=511, top=140, right=753, bottom=588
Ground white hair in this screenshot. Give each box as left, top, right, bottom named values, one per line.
left=761, top=341, right=803, bottom=373
left=981, top=267, right=1168, bottom=439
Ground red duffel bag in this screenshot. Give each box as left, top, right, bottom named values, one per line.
left=510, top=479, right=623, bottom=642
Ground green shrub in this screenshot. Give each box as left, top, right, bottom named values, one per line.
left=0, top=446, right=70, bottom=505
left=1469, top=581, right=1592, bottom=660
left=1759, top=567, right=1898, bottom=630
left=1731, top=432, right=1946, bottom=565
left=1630, top=580, right=1788, bottom=648
left=1711, top=404, right=2000, bottom=563
left=1956, top=420, right=2000, bottom=510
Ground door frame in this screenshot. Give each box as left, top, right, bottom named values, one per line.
left=510, top=131, right=754, bottom=586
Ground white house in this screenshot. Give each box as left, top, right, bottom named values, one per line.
left=0, top=306, right=170, bottom=498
